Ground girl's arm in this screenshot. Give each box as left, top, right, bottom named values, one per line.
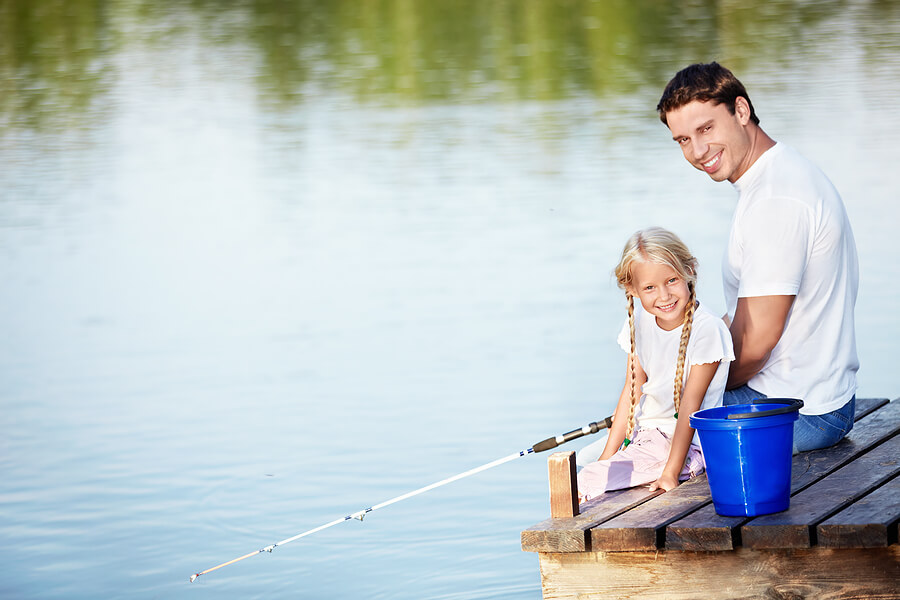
left=599, top=353, right=648, bottom=460
left=649, top=361, right=719, bottom=492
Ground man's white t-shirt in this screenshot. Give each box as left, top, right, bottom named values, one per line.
left=724, top=143, right=859, bottom=415
left=617, top=302, right=734, bottom=445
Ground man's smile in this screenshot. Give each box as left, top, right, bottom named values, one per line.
left=702, top=151, right=722, bottom=172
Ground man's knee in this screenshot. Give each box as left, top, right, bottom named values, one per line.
left=792, top=396, right=855, bottom=453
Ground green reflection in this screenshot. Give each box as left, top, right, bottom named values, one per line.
left=0, top=0, right=111, bottom=130
left=241, top=0, right=706, bottom=105
left=0, top=0, right=874, bottom=129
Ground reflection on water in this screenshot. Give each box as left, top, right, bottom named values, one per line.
left=1, top=1, right=900, bottom=598
left=11, top=0, right=900, bottom=125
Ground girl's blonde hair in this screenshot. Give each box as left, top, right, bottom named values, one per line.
left=614, top=227, right=698, bottom=446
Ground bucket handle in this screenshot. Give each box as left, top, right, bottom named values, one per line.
left=726, top=398, right=804, bottom=420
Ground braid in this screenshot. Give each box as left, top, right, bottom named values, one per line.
left=672, top=283, right=696, bottom=418
left=624, top=294, right=638, bottom=447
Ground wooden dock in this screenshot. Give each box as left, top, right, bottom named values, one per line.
left=521, top=398, right=900, bottom=600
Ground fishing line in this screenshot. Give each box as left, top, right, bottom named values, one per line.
left=190, top=415, right=612, bottom=582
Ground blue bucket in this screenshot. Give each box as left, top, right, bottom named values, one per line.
left=690, top=399, right=803, bottom=517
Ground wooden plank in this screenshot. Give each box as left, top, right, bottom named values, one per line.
left=817, top=474, right=900, bottom=548
left=664, top=507, right=743, bottom=552
left=853, top=396, right=890, bottom=420
left=548, top=452, right=579, bottom=518
left=521, top=486, right=661, bottom=553
left=666, top=399, right=900, bottom=551
left=741, top=433, right=900, bottom=549
left=537, top=546, right=900, bottom=600
left=589, top=474, right=711, bottom=551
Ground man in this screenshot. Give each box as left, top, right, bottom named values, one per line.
left=657, top=62, right=859, bottom=452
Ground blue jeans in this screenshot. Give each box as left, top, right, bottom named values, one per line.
left=723, top=385, right=855, bottom=454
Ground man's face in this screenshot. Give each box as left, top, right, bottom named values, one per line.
left=664, top=99, right=753, bottom=183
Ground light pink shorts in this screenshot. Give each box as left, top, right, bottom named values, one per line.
left=576, top=427, right=705, bottom=503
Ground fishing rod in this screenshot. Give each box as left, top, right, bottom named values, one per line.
left=190, top=415, right=613, bottom=583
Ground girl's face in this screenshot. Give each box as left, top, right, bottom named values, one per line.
left=627, top=259, right=690, bottom=331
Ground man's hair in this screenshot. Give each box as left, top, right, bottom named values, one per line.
left=657, top=62, right=759, bottom=126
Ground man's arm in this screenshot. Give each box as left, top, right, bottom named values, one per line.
left=727, top=294, right=794, bottom=389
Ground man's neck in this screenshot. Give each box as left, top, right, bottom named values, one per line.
left=731, top=124, right=777, bottom=183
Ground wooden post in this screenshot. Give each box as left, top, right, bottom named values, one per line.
left=549, top=451, right=579, bottom=518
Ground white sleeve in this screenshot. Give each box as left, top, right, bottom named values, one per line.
left=737, top=196, right=812, bottom=297
left=688, top=314, right=735, bottom=366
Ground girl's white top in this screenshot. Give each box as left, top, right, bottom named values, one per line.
left=618, top=302, right=734, bottom=445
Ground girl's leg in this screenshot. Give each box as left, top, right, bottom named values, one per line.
left=576, top=429, right=671, bottom=502
left=575, top=433, right=609, bottom=469
left=679, top=443, right=706, bottom=481
left=792, top=396, right=855, bottom=453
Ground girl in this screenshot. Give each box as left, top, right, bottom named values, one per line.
left=577, top=227, right=734, bottom=502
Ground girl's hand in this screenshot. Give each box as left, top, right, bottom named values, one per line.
left=649, top=473, right=679, bottom=492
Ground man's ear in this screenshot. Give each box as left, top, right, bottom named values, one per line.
left=734, top=96, right=752, bottom=125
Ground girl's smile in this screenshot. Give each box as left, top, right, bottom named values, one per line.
left=627, top=259, right=690, bottom=331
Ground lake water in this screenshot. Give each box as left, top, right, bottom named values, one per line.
left=2, top=1, right=899, bottom=598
